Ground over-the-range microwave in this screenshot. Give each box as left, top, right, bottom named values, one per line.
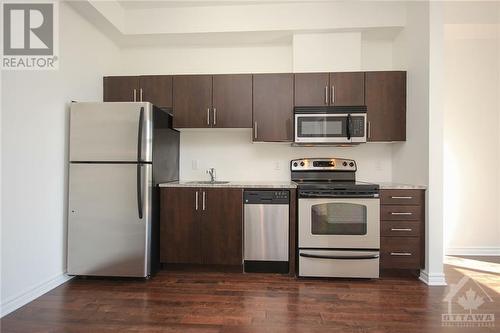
left=294, top=106, right=367, bottom=144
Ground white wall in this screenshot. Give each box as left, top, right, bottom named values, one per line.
left=392, top=2, right=430, bottom=187
left=1, top=2, right=120, bottom=316
left=443, top=2, right=500, bottom=255
left=293, top=32, right=361, bottom=72
left=115, top=44, right=292, bottom=75
left=180, top=130, right=392, bottom=182
left=391, top=1, right=448, bottom=285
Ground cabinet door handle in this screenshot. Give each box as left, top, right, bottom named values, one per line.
left=195, top=191, right=199, bottom=211
left=202, top=191, right=206, bottom=211
left=140, top=88, right=143, bottom=101
left=390, top=252, right=412, bottom=256
left=391, top=228, right=412, bottom=232
left=207, top=108, right=210, bottom=126
left=391, top=196, right=413, bottom=199
left=368, top=121, right=371, bottom=139
left=133, top=89, right=137, bottom=102
left=331, top=85, right=335, bottom=104
left=213, top=107, right=217, bottom=126
left=254, top=122, right=258, bottom=139
left=324, top=86, right=328, bottom=105
left=391, top=212, right=412, bottom=216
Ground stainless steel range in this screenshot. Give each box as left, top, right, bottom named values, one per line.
left=292, top=158, right=380, bottom=278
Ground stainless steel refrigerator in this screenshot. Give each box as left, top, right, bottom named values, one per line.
left=67, top=102, right=179, bottom=277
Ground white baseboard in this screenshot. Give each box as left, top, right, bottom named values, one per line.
left=419, top=270, right=447, bottom=286
left=446, top=247, right=500, bottom=256
left=1, top=273, right=73, bottom=318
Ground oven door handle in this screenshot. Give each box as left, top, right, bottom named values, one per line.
left=299, top=193, right=378, bottom=198
left=299, top=253, right=379, bottom=260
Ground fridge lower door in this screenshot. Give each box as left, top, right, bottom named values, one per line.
left=67, top=163, right=152, bottom=277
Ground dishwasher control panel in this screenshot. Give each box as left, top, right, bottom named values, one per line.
left=244, top=190, right=289, bottom=204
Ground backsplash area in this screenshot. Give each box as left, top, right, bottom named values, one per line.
left=179, top=129, right=393, bottom=182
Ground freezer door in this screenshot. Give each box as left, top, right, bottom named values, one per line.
left=70, top=102, right=153, bottom=162
left=67, top=163, right=152, bottom=277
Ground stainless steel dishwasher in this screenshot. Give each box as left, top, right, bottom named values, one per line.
left=244, top=190, right=289, bottom=273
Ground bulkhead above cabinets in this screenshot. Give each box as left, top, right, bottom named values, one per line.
left=103, top=70, right=406, bottom=143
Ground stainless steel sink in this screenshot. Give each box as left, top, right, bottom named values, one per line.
left=186, top=181, right=230, bottom=185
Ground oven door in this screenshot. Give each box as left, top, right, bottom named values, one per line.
left=294, top=113, right=366, bottom=144
left=298, top=198, right=380, bottom=249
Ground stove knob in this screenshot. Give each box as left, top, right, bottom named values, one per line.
left=342, top=161, right=347, bottom=167
left=300, top=162, right=305, bottom=167
left=349, top=162, right=354, bottom=167
left=293, top=162, right=298, bottom=167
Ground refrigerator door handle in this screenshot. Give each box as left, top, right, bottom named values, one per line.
left=137, top=164, right=143, bottom=219
left=137, top=107, right=144, bottom=162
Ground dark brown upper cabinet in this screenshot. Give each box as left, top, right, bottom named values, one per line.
left=173, top=75, right=213, bottom=128
left=253, top=73, right=294, bottom=142
left=103, top=75, right=173, bottom=108
left=294, top=72, right=365, bottom=107
left=139, top=75, right=173, bottom=109
left=173, top=74, right=252, bottom=129
left=329, top=72, right=365, bottom=106
left=365, top=71, right=406, bottom=142
left=294, top=73, right=330, bottom=107
left=212, top=74, right=252, bottom=128
left=103, top=76, right=139, bottom=102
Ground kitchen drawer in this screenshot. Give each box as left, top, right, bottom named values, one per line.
left=381, top=221, right=420, bottom=237
left=381, top=205, right=421, bottom=221
left=380, top=237, right=420, bottom=269
left=380, top=190, right=424, bottom=206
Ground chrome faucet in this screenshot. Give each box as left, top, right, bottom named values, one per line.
left=207, top=168, right=216, bottom=182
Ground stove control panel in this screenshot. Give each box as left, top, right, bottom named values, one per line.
left=291, top=158, right=357, bottom=171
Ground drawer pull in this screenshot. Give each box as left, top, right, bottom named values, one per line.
left=391, top=228, right=412, bottom=232
left=390, top=252, right=412, bottom=256
left=390, top=196, right=413, bottom=199
left=391, top=212, right=413, bottom=216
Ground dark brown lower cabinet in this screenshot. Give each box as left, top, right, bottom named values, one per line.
left=160, top=187, right=201, bottom=264
left=160, top=187, right=243, bottom=267
left=202, top=188, right=243, bottom=265
left=379, top=189, right=425, bottom=270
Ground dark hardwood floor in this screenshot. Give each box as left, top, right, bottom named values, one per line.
left=2, top=257, right=499, bottom=332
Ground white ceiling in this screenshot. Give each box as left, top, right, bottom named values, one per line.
left=71, top=1, right=406, bottom=47
left=117, top=0, right=320, bottom=10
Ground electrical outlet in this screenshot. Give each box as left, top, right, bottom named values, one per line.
left=274, top=161, right=281, bottom=170
left=192, top=160, right=199, bottom=170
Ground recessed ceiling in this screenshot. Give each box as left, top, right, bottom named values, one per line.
left=118, top=1, right=316, bottom=10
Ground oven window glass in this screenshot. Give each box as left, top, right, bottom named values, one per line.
left=311, top=203, right=367, bottom=235
left=297, top=116, right=346, bottom=137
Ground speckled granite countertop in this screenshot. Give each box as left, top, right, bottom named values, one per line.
left=377, top=182, right=427, bottom=190
left=159, top=181, right=298, bottom=189
left=159, top=181, right=425, bottom=190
